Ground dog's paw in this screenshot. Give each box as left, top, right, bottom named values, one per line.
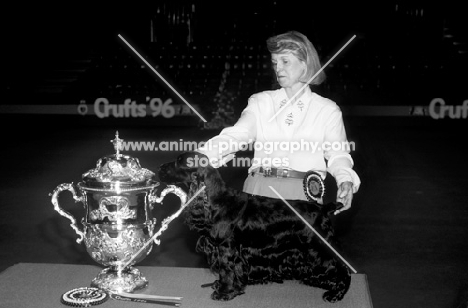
left=210, top=280, right=221, bottom=290
left=211, top=289, right=244, bottom=301
left=322, top=290, right=345, bottom=303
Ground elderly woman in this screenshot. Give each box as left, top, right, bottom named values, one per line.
left=197, top=31, right=360, bottom=213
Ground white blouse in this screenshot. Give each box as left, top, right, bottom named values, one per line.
left=197, top=87, right=361, bottom=193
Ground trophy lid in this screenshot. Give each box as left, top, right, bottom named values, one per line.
left=81, top=131, right=157, bottom=190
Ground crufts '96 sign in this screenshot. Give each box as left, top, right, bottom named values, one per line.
left=77, top=97, right=197, bottom=118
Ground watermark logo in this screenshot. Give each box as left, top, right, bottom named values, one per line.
left=118, top=139, right=355, bottom=154
left=186, top=155, right=290, bottom=168
left=117, top=138, right=355, bottom=168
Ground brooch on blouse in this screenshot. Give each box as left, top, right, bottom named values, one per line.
left=285, top=113, right=294, bottom=126
left=297, top=100, right=304, bottom=111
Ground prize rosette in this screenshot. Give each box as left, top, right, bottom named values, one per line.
left=302, top=171, right=325, bottom=202
left=61, top=287, right=108, bottom=307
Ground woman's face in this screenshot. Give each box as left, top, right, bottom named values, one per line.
left=271, top=52, right=306, bottom=89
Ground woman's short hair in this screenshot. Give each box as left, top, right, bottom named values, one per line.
left=266, top=31, right=325, bottom=85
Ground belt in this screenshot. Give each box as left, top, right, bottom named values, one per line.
left=252, top=167, right=307, bottom=179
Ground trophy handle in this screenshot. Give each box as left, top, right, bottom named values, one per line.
left=148, top=185, right=187, bottom=245
left=49, top=182, right=86, bottom=244
left=148, top=185, right=187, bottom=207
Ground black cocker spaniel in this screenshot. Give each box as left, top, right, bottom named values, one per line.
left=158, top=152, right=351, bottom=303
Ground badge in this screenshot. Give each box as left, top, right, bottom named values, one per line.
left=61, top=287, right=108, bottom=307
left=303, top=171, right=325, bottom=202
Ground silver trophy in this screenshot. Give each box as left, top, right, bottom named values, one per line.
left=50, top=132, right=187, bottom=293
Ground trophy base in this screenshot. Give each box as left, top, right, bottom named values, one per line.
left=91, top=266, right=148, bottom=293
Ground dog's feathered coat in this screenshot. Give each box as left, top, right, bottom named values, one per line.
left=158, top=152, right=351, bottom=302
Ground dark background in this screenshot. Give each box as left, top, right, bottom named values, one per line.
left=3, top=2, right=467, bottom=108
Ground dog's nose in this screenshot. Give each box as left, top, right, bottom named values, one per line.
left=157, top=163, right=169, bottom=182
left=158, top=163, right=168, bottom=172
left=157, top=165, right=165, bottom=176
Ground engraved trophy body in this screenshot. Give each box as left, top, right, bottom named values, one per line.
left=50, top=132, right=186, bottom=293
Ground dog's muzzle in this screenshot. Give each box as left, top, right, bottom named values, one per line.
left=157, top=162, right=175, bottom=183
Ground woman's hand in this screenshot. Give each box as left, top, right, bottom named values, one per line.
left=335, top=181, right=354, bottom=215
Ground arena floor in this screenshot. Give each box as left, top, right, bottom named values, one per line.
left=0, top=114, right=467, bottom=308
